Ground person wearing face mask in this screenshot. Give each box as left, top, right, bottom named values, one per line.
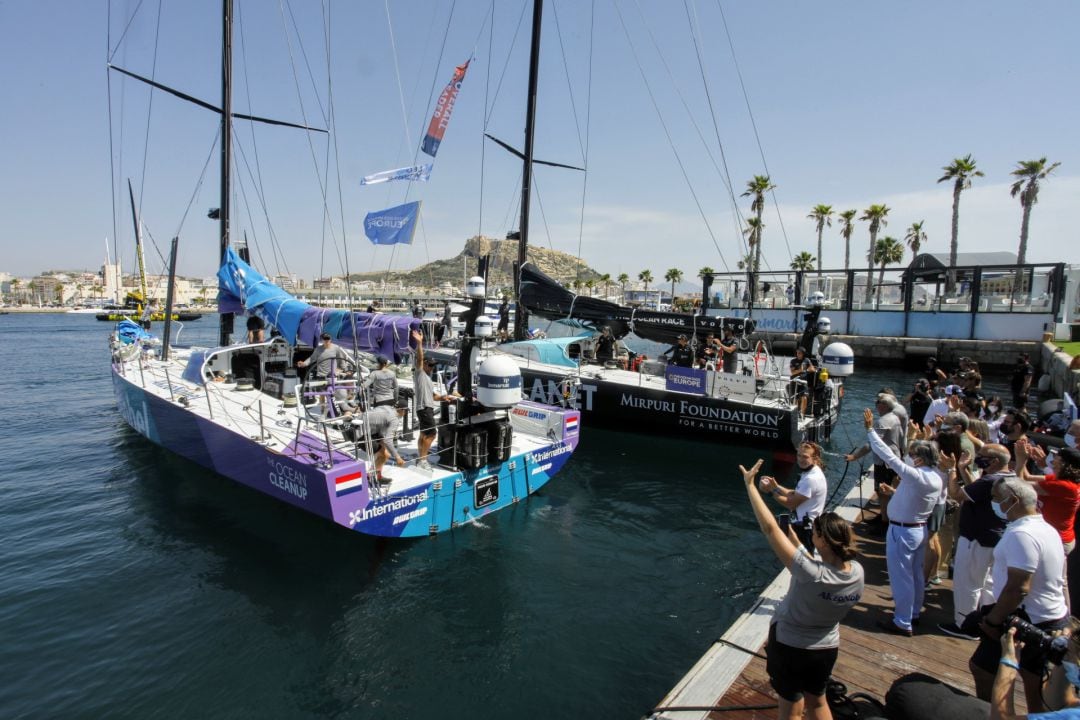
left=1016, top=442, right=1080, bottom=553
left=991, top=619, right=1080, bottom=719
left=970, top=477, right=1068, bottom=712
left=1001, top=410, right=1039, bottom=474
left=1066, top=420, right=1080, bottom=451
left=940, top=444, right=1013, bottom=640
left=860, top=408, right=942, bottom=636
left=739, top=459, right=864, bottom=720
left=758, top=442, right=828, bottom=549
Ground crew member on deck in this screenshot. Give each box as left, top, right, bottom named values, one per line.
left=411, top=330, right=457, bottom=469
left=663, top=334, right=695, bottom=368
left=719, top=327, right=739, bottom=374
left=362, top=355, right=399, bottom=408
left=246, top=313, right=265, bottom=343
left=595, top=326, right=616, bottom=363
left=298, top=332, right=349, bottom=380
left=497, top=298, right=510, bottom=341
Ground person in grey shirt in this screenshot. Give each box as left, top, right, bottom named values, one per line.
left=411, top=330, right=457, bottom=469
left=739, top=459, right=864, bottom=720
left=362, top=355, right=399, bottom=408
left=353, top=404, right=405, bottom=482
left=298, top=332, right=351, bottom=379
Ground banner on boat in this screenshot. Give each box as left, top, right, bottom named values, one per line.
left=359, top=163, right=432, bottom=186
left=364, top=201, right=421, bottom=246
left=421, top=59, right=470, bottom=157
left=665, top=365, right=707, bottom=395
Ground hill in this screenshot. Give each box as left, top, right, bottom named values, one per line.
left=348, top=236, right=603, bottom=290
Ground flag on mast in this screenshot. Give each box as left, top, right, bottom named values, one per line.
left=364, top=202, right=421, bottom=246
left=421, top=59, right=471, bottom=157
left=360, top=163, right=432, bottom=186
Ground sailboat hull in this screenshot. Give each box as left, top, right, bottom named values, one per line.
left=514, top=365, right=835, bottom=458
left=111, top=366, right=578, bottom=537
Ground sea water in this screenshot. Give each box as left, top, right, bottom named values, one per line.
left=0, top=314, right=997, bottom=719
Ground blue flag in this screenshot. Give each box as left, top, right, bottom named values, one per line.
left=364, top=201, right=421, bottom=246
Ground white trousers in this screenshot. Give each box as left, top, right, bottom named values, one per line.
left=952, top=536, right=996, bottom=627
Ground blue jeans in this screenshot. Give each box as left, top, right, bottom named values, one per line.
left=886, top=524, right=927, bottom=631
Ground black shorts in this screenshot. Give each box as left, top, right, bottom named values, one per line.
left=766, top=623, right=838, bottom=701
left=969, top=605, right=1069, bottom=675
left=417, top=407, right=436, bottom=436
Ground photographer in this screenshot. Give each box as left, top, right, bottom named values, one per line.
left=740, top=459, right=864, bottom=720
left=970, top=477, right=1068, bottom=712
left=991, top=620, right=1080, bottom=719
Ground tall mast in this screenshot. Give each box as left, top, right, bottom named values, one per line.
left=514, top=0, right=543, bottom=341
left=218, top=0, right=234, bottom=345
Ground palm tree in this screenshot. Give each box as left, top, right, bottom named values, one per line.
left=1010, top=157, right=1061, bottom=295
left=743, top=217, right=764, bottom=270
left=837, top=209, right=857, bottom=271
left=638, top=270, right=654, bottom=307
left=584, top=278, right=595, bottom=297
left=617, top=272, right=629, bottom=302
left=736, top=254, right=754, bottom=270
left=790, top=252, right=816, bottom=271
left=904, top=221, right=927, bottom=261
left=599, top=273, right=612, bottom=300
left=697, top=266, right=714, bottom=281
left=859, top=204, right=890, bottom=302
left=937, top=154, right=983, bottom=290
left=741, top=174, right=775, bottom=272
left=9, top=278, right=21, bottom=305
left=872, top=236, right=904, bottom=303
left=807, top=204, right=833, bottom=275
left=664, top=268, right=683, bottom=306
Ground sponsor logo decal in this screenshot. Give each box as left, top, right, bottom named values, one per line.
left=348, top=490, right=430, bottom=527
left=267, top=458, right=309, bottom=500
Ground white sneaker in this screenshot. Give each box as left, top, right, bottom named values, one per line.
left=417, top=459, right=432, bottom=470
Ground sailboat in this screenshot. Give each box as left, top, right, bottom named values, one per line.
left=106, top=0, right=579, bottom=538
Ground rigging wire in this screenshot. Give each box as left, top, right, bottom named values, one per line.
left=715, top=0, right=793, bottom=266
left=236, top=1, right=284, bottom=279
left=611, top=1, right=731, bottom=272
left=107, top=0, right=148, bottom=62
left=275, top=0, right=344, bottom=281
left=679, top=0, right=750, bottom=262
left=476, top=0, right=496, bottom=244
left=106, top=0, right=120, bottom=292
left=572, top=0, right=596, bottom=273
left=135, top=0, right=164, bottom=252
left=172, top=126, right=222, bottom=246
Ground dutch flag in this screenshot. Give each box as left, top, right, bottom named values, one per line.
left=564, top=415, right=579, bottom=434
left=335, top=471, right=364, bottom=496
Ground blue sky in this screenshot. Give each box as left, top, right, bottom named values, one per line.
left=1, top=0, right=1078, bottom=282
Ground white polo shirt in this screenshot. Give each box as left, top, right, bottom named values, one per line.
left=991, top=514, right=1067, bottom=623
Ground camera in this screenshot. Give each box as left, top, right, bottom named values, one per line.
left=1008, top=616, right=1070, bottom=665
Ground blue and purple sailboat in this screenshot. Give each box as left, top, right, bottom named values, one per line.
left=106, top=0, right=579, bottom=538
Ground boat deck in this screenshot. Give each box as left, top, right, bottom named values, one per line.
left=652, top=476, right=1024, bottom=718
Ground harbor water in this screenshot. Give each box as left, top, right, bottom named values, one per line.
left=0, top=314, right=1009, bottom=719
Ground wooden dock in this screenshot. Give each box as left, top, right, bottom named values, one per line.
left=651, top=474, right=1021, bottom=719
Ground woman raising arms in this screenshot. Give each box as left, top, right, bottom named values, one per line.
left=740, top=459, right=865, bottom=720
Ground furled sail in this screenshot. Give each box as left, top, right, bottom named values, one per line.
left=217, top=247, right=418, bottom=358
left=518, top=263, right=755, bottom=345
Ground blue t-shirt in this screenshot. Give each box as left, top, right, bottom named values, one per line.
left=1032, top=708, right=1080, bottom=718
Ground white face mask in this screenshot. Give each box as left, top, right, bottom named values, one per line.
left=992, top=498, right=1014, bottom=522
